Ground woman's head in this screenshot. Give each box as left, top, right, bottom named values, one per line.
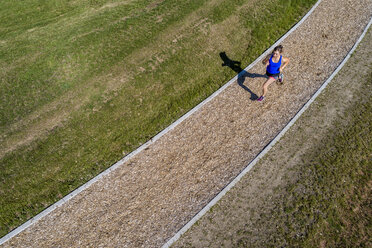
left=272, top=45, right=283, bottom=58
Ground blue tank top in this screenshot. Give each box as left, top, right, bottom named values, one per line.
left=267, top=55, right=282, bottom=74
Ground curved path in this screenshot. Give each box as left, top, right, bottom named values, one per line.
left=2, top=0, right=372, bottom=247
left=172, top=22, right=372, bottom=247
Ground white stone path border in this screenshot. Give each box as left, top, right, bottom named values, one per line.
left=162, top=12, right=372, bottom=248
left=1, top=0, right=368, bottom=245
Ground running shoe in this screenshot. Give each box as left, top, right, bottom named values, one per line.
left=257, top=96, right=265, bottom=102
left=278, top=73, right=284, bottom=83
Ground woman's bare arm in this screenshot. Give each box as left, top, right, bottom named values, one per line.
left=280, top=57, right=290, bottom=72
left=262, top=54, right=271, bottom=66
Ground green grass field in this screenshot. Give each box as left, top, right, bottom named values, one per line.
left=0, top=0, right=317, bottom=237
left=278, top=82, right=371, bottom=247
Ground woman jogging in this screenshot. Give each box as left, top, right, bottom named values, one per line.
left=257, top=45, right=290, bottom=101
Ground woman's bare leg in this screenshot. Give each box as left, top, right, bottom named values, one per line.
left=262, top=77, right=276, bottom=97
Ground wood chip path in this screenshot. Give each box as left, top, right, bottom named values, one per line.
left=2, top=0, right=371, bottom=247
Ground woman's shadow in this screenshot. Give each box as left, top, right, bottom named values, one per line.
left=220, top=52, right=266, bottom=100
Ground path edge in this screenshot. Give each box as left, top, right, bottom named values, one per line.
left=162, top=12, right=372, bottom=248
left=0, top=0, right=323, bottom=245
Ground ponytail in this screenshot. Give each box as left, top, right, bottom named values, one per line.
left=272, top=45, right=283, bottom=53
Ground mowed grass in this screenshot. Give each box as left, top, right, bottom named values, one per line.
left=0, top=0, right=317, bottom=237
left=275, top=79, right=372, bottom=247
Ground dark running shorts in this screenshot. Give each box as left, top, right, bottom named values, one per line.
left=266, top=71, right=280, bottom=80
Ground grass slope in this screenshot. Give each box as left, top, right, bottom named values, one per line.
left=0, top=0, right=317, bottom=237
left=273, top=86, right=371, bottom=247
